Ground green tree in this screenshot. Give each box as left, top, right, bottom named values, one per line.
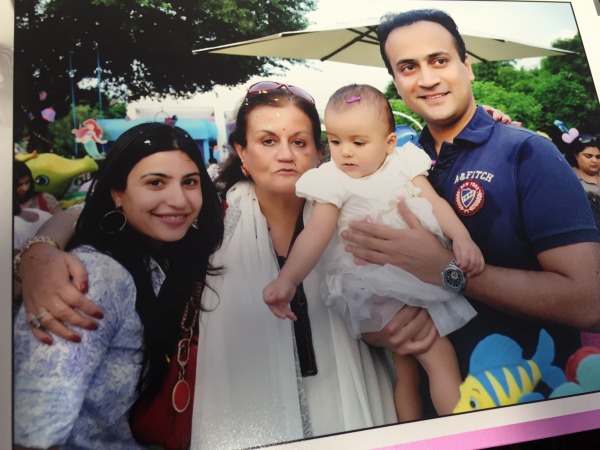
left=542, top=34, right=597, bottom=100
left=471, top=80, right=542, bottom=130
left=471, top=35, right=600, bottom=133
left=14, top=0, right=316, bottom=143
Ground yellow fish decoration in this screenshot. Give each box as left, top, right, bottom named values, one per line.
left=17, top=152, right=98, bottom=199
left=454, top=329, right=566, bottom=413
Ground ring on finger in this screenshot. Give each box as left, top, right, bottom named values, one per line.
left=28, top=311, right=50, bottom=329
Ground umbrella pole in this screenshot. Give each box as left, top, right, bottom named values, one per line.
left=69, top=50, right=78, bottom=158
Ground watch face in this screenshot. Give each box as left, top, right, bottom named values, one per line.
left=444, top=269, right=464, bottom=289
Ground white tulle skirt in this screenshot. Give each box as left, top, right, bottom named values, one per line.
left=323, top=196, right=477, bottom=338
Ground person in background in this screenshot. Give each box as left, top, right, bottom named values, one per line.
left=263, top=83, right=482, bottom=421
left=341, top=8, right=600, bottom=415
left=13, top=160, right=54, bottom=307
left=564, top=132, right=600, bottom=197
left=14, top=159, right=62, bottom=214
left=13, top=182, right=52, bottom=252
left=206, top=156, right=220, bottom=180
left=13, top=122, right=223, bottom=449
left=563, top=131, right=600, bottom=348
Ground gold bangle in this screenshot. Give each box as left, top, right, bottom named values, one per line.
left=13, top=236, right=61, bottom=280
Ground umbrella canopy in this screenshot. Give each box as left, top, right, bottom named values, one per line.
left=193, top=23, right=573, bottom=67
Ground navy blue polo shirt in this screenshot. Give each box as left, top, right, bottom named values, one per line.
left=419, top=105, right=600, bottom=380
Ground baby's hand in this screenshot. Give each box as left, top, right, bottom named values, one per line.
left=263, top=278, right=298, bottom=321
left=452, top=237, right=485, bottom=277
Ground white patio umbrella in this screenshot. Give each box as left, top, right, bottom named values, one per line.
left=192, top=22, right=573, bottom=67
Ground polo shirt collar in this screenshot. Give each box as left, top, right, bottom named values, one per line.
left=418, top=105, right=494, bottom=152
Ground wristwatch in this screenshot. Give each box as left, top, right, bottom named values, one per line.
left=441, top=258, right=466, bottom=293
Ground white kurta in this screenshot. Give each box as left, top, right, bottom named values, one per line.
left=191, top=181, right=397, bottom=449
left=296, top=143, right=477, bottom=338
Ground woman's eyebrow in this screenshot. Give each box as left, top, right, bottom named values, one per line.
left=140, top=171, right=201, bottom=179
left=140, top=172, right=170, bottom=179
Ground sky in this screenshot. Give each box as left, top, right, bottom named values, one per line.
left=130, top=0, right=582, bottom=146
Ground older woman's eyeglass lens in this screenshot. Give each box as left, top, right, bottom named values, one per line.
left=247, top=81, right=315, bottom=104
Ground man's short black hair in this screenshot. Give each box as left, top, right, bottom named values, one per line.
left=378, top=9, right=467, bottom=76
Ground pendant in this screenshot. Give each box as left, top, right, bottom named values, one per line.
left=172, top=379, right=191, bottom=413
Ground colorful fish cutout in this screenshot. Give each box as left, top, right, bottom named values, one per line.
left=20, top=153, right=99, bottom=198
left=453, top=329, right=566, bottom=413
left=549, top=347, right=600, bottom=398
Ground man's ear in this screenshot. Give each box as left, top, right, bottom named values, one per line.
left=464, top=55, right=475, bottom=82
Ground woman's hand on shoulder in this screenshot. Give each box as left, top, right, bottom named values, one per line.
left=20, top=243, right=102, bottom=344
left=482, top=105, right=523, bottom=127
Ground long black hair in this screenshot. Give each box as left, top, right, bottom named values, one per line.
left=215, top=88, right=323, bottom=198
left=13, top=159, right=37, bottom=203
left=67, top=122, right=224, bottom=394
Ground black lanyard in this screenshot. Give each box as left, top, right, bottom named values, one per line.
left=276, top=211, right=318, bottom=377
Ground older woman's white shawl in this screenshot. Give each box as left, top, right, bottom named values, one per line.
left=191, top=181, right=396, bottom=449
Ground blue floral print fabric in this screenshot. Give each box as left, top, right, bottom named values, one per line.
left=13, top=245, right=165, bottom=449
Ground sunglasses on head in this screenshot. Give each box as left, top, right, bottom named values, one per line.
left=579, top=135, right=598, bottom=145
left=247, top=81, right=315, bottom=104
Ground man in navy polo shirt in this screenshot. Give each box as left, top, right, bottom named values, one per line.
left=343, top=8, right=600, bottom=410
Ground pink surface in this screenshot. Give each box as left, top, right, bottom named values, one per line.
left=378, top=409, right=600, bottom=449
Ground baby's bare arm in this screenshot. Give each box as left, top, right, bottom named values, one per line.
left=263, top=202, right=339, bottom=319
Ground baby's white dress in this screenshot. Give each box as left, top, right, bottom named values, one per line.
left=296, top=143, right=477, bottom=337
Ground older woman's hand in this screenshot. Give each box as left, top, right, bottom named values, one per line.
left=20, top=243, right=102, bottom=344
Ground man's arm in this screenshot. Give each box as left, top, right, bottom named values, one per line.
left=343, top=199, right=600, bottom=332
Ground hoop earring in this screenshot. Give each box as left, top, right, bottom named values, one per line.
left=192, top=218, right=199, bottom=230
left=100, top=207, right=127, bottom=234
left=240, top=165, right=249, bottom=177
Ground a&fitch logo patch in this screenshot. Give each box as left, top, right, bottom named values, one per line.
left=455, top=180, right=485, bottom=216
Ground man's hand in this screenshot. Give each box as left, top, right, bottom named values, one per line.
left=362, top=306, right=438, bottom=355
left=342, top=198, right=452, bottom=285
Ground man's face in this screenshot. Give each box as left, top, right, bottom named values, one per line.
left=385, top=21, right=476, bottom=134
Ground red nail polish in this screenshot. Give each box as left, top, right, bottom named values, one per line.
left=69, top=335, right=81, bottom=343
left=80, top=281, right=89, bottom=293
left=42, top=337, right=53, bottom=346
left=93, top=311, right=104, bottom=320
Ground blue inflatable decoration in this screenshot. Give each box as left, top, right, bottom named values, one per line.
left=395, top=125, right=419, bottom=147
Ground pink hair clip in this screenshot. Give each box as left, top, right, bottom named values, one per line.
left=346, top=96, right=361, bottom=103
